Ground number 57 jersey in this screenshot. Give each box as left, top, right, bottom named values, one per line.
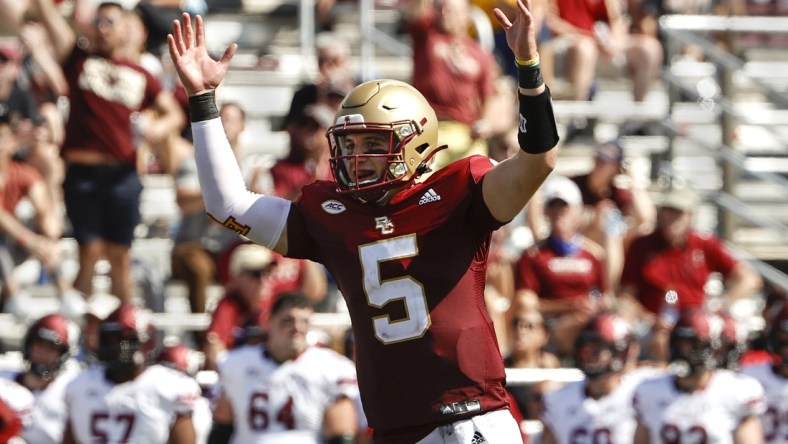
left=64, top=364, right=201, bottom=443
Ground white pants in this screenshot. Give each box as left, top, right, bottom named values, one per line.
left=415, top=409, right=522, bottom=444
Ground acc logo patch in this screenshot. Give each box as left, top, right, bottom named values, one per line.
left=322, top=200, right=346, bottom=214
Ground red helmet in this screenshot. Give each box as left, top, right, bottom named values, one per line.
left=23, top=313, right=71, bottom=380
left=574, top=312, right=633, bottom=378
left=157, top=343, right=202, bottom=376
left=670, top=309, right=724, bottom=374
left=98, top=303, right=157, bottom=369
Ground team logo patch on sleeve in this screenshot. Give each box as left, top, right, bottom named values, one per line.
left=322, top=200, right=346, bottom=214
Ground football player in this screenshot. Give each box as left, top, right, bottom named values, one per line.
left=63, top=303, right=202, bottom=444
left=157, top=343, right=213, bottom=444
left=741, top=302, right=788, bottom=443
left=167, top=0, right=558, bottom=439
left=0, top=377, right=33, bottom=443
left=0, top=313, right=79, bottom=444
left=208, top=292, right=360, bottom=444
left=541, top=311, right=660, bottom=444
left=633, top=308, right=766, bottom=444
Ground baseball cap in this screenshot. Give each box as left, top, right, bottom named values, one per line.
left=595, top=139, right=624, bottom=164
left=230, top=244, right=275, bottom=277
left=298, top=103, right=336, bottom=128
left=657, top=186, right=699, bottom=212
left=542, top=175, right=583, bottom=207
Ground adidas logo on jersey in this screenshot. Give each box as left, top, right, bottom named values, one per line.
left=418, top=188, right=441, bottom=205
left=470, top=431, right=487, bottom=443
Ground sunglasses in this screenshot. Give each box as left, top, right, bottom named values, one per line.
left=93, top=17, right=117, bottom=27
left=511, top=318, right=543, bottom=330
left=244, top=268, right=271, bottom=279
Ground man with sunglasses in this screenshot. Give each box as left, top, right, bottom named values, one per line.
left=203, top=243, right=279, bottom=370
left=30, top=0, right=184, bottom=305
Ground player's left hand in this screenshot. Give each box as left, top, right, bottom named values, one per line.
left=492, top=0, right=538, bottom=62
left=168, top=13, right=236, bottom=97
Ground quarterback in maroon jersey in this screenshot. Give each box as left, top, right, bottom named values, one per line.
left=168, top=0, right=558, bottom=441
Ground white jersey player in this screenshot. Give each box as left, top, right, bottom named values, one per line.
left=741, top=302, right=788, bottom=443
left=0, top=377, right=34, bottom=439
left=542, top=312, right=662, bottom=444
left=64, top=303, right=201, bottom=444
left=209, top=292, right=360, bottom=444
left=634, top=309, right=765, bottom=444
left=0, top=313, right=80, bottom=444
left=65, top=364, right=201, bottom=443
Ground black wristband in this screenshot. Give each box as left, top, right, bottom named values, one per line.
left=324, top=434, right=356, bottom=444
left=188, top=90, right=220, bottom=122
left=517, top=87, right=559, bottom=154
left=518, top=64, right=544, bottom=90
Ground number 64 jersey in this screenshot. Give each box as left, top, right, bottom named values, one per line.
left=217, top=344, right=360, bottom=443
left=64, top=364, right=202, bottom=443
left=633, top=369, right=766, bottom=444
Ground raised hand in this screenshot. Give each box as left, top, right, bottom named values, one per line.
left=167, top=13, right=237, bottom=97
left=492, top=0, right=538, bottom=62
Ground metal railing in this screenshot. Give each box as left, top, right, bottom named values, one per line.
left=659, top=15, right=788, bottom=242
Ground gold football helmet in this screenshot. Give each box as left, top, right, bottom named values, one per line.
left=326, top=79, right=443, bottom=202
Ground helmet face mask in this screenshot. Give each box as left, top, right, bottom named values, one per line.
left=669, top=309, right=723, bottom=376
left=327, top=80, right=443, bottom=203
left=574, top=313, right=632, bottom=378
left=98, top=304, right=157, bottom=373
left=23, top=314, right=71, bottom=381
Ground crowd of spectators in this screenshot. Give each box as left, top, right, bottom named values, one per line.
left=0, top=0, right=783, bottom=442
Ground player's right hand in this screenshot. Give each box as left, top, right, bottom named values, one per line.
left=168, top=13, right=237, bottom=97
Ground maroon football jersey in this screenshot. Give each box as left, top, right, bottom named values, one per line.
left=61, top=47, right=163, bottom=166
left=286, top=156, right=510, bottom=441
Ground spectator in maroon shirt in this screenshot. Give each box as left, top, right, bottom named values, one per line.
left=31, top=0, right=184, bottom=304
left=618, top=186, right=763, bottom=364
left=203, top=243, right=279, bottom=370
left=408, top=0, right=508, bottom=170
left=514, top=175, right=607, bottom=357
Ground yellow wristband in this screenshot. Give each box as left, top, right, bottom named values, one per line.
left=515, top=54, right=540, bottom=67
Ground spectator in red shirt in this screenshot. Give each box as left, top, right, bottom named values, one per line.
left=31, top=0, right=184, bottom=305
left=515, top=175, right=607, bottom=356
left=408, top=0, right=506, bottom=170
left=203, top=243, right=279, bottom=370
left=0, top=115, right=63, bottom=317
left=618, top=186, right=763, bottom=364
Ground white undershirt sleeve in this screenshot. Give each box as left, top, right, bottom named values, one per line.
left=191, top=118, right=290, bottom=249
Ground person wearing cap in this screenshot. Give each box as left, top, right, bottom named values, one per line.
left=572, top=139, right=655, bottom=288
left=269, top=102, right=335, bottom=201
left=514, top=175, right=608, bottom=357
left=573, top=139, right=655, bottom=237
left=618, top=185, right=763, bottom=364
left=203, top=243, right=279, bottom=369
